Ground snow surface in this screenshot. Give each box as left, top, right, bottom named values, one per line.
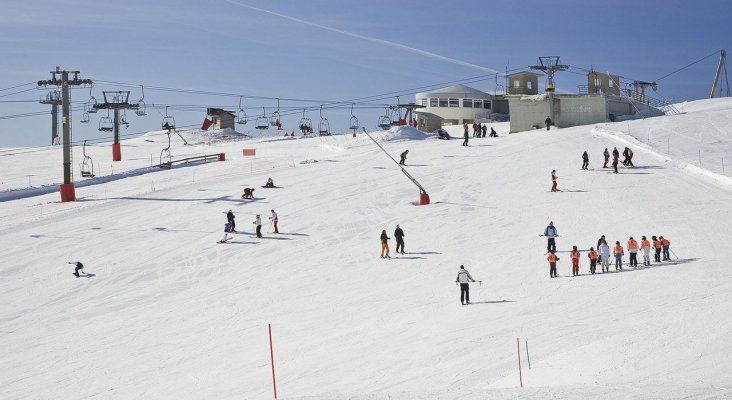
left=2, top=99, right=732, bottom=399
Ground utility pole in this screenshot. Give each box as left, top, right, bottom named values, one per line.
left=710, top=49, right=729, bottom=98
left=529, top=56, right=569, bottom=125
left=93, top=91, right=139, bottom=161
left=39, top=90, right=62, bottom=145
left=37, top=67, right=92, bottom=202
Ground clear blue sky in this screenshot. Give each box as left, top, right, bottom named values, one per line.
left=1, top=0, right=730, bottom=147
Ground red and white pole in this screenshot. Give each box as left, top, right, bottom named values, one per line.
left=269, top=324, right=278, bottom=399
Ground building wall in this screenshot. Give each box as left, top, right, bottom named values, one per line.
left=508, top=95, right=550, bottom=132
left=212, top=113, right=235, bottom=130
left=415, top=91, right=494, bottom=124
left=556, top=96, right=607, bottom=127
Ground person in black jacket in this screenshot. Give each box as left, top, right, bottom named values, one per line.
left=545, top=116, right=552, bottom=131
left=612, top=147, right=620, bottom=173
left=380, top=230, right=391, bottom=259
left=582, top=151, right=589, bottom=170
left=226, top=209, right=236, bottom=232
left=394, top=225, right=405, bottom=254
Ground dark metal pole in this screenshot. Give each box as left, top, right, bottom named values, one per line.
left=51, top=103, right=59, bottom=145
left=61, top=70, right=72, bottom=184
left=113, top=108, right=120, bottom=145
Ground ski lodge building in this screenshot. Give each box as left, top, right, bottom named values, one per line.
left=414, top=71, right=663, bottom=133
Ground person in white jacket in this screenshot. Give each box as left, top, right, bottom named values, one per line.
left=543, top=221, right=558, bottom=253
left=253, top=214, right=263, bottom=238
left=269, top=209, right=279, bottom=234
left=456, top=265, right=476, bottom=305
left=598, top=240, right=611, bottom=273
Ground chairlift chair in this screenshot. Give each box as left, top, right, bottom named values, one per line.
left=318, top=106, right=330, bottom=136
left=377, top=109, right=392, bottom=130
left=299, top=110, right=312, bottom=134
left=236, top=97, right=247, bottom=124
left=159, top=132, right=172, bottom=168
left=79, top=140, right=95, bottom=177
left=86, top=97, right=98, bottom=114
left=255, top=107, right=269, bottom=130
left=98, top=116, right=113, bottom=132
left=270, top=98, right=282, bottom=129
left=162, top=106, right=175, bottom=130
left=80, top=112, right=90, bottom=123
left=349, top=104, right=360, bottom=131
left=135, top=85, right=147, bottom=116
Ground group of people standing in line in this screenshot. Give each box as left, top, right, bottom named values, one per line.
left=544, top=222, right=673, bottom=278
left=220, top=208, right=279, bottom=243
left=462, top=122, right=498, bottom=146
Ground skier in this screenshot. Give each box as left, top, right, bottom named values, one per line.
left=219, top=222, right=233, bottom=243
left=456, top=265, right=476, bottom=305
left=622, top=147, right=635, bottom=167
left=399, top=150, right=409, bottom=166
left=241, top=187, right=255, bottom=199
left=394, top=224, right=405, bottom=254
left=226, top=209, right=236, bottom=233
left=660, top=236, right=671, bottom=260
left=462, top=122, right=469, bottom=146
left=596, top=234, right=606, bottom=250
left=264, top=177, right=275, bottom=188
left=570, top=245, right=580, bottom=276
left=253, top=214, right=263, bottom=238
left=69, top=261, right=84, bottom=277
left=613, top=241, right=624, bottom=270
left=481, top=124, right=487, bottom=137
left=641, top=235, right=652, bottom=266
left=588, top=246, right=598, bottom=274
left=652, top=235, right=662, bottom=262
left=490, top=127, right=497, bottom=137
left=543, top=221, right=558, bottom=253
left=598, top=239, right=611, bottom=272
left=612, top=147, right=620, bottom=173
left=545, top=116, right=552, bottom=131
left=581, top=151, right=589, bottom=170
left=472, top=122, right=478, bottom=137
left=550, top=169, right=558, bottom=192
left=627, top=236, right=639, bottom=267
left=603, top=148, right=610, bottom=168
left=380, top=230, right=391, bottom=259
left=547, top=250, right=559, bottom=278
left=269, top=209, right=279, bottom=234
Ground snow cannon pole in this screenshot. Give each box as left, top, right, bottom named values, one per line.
left=268, top=324, right=278, bottom=399
left=364, top=131, right=429, bottom=204
left=517, top=337, right=523, bottom=387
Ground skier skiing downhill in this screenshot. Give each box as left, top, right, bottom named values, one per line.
left=399, top=150, right=409, bottom=166
left=456, top=265, right=476, bottom=305
left=550, top=170, right=558, bottom=192
left=544, top=221, right=558, bottom=253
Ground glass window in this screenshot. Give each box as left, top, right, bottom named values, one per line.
left=514, top=79, right=521, bottom=88
left=462, top=99, right=472, bottom=108
left=430, top=98, right=438, bottom=107
left=419, top=98, right=427, bottom=106
left=594, top=78, right=602, bottom=87
left=439, top=98, right=448, bottom=107
left=483, top=101, right=491, bottom=109
left=473, top=99, right=482, bottom=108
left=609, top=79, right=615, bottom=88
left=449, top=98, right=459, bottom=107
left=527, top=81, right=533, bottom=90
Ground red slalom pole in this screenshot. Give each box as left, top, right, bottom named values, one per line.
left=269, top=324, right=278, bottom=399
left=517, top=337, right=523, bottom=388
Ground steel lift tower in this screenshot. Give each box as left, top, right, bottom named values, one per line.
left=530, top=56, right=569, bottom=125
left=93, top=91, right=139, bottom=161
left=710, top=49, right=730, bottom=98
left=37, top=67, right=92, bottom=202
left=39, top=90, right=62, bottom=145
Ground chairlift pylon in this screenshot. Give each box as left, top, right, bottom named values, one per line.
left=255, top=107, right=269, bottom=130
left=299, top=110, right=312, bottom=134
left=136, top=85, right=147, bottom=116
left=236, top=96, right=248, bottom=124
left=160, top=131, right=172, bottom=169
left=349, top=103, right=360, bottom=131
left=79, top=140, right=95, bottom=177
left=162, top=106, right=175, bottom=131
left=318, top=105, right=330, bottom=136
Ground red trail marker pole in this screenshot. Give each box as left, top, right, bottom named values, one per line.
left=517, top=337, right=523, bottom=388
left=269, top=324, right=278, bottom=399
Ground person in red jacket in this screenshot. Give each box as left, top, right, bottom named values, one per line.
left=570, top=246, right=580, bottom=276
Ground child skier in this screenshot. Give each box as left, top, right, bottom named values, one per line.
left=652, top=235, right=662, bottom=262
left=226, top=209, right=236, bottom=233
left=641, top=235, right=651, bottom=266
left=627, top=236, right=639, bottom=267
left=219, top=222, right=233, bottom=243
left=547, top=250, right=559, bottom=278
left=599, top=240, right=611, bottom=272
left=588, top=247, right=598, bottom=274
left=613, top=241, right=624, bottom=270
left=570, top=245, right=580, bottom=276
left=660, top=236, right=671, bottom=260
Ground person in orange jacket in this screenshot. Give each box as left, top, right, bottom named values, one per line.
left=660, top=236, right=671, bottom=261
left=587, top=246, right=599, bottom=274
left=613, top=241, right=624, bottom=271
left=547, top=250, right=559, bottom=278
left=570, top=245, right=580, bottom=276
left=627, top=236, right=639, bottom=268
left=652, top=235, right=662, bottom=263
left=640, top=236, right=651, bottom=266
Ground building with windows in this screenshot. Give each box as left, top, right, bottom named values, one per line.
left=506, top=71, right=541, bottom=95
left=414, top=84, right=495, bottom=131
left=206, top=108, right=236, bottom=130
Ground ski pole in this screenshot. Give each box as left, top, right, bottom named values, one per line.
left=669, top=248, right=679, bottom=260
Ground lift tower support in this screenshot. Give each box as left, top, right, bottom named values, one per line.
left=93, top=91, right=139, bottom=161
